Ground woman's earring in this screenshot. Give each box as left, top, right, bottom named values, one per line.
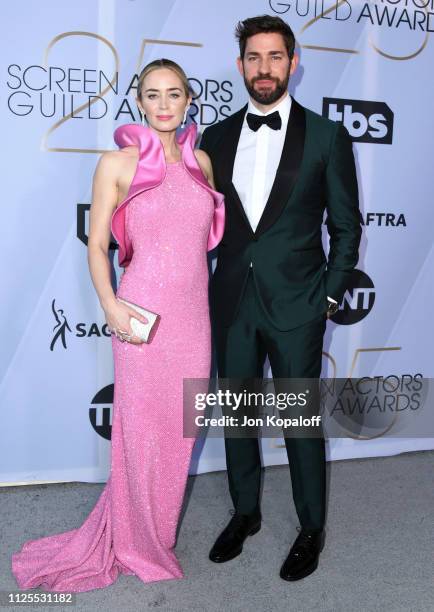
left=182, top=106, right=190, bottom=126
left=139, top=109, right=146, bottom=126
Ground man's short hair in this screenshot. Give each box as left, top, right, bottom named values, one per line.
left=235, top=14, right=296, bottom=60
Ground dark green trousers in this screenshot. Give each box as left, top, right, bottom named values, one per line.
left=213, top=270, right=327, bottom=530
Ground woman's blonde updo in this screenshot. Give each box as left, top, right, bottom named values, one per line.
left=137, top=58, right=192, bottom=100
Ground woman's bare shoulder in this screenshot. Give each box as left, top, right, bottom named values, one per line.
left=95, top=147, right=138, bottom=178
left=194, top=149, right=212, bottom=177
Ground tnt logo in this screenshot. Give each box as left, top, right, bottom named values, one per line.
left=322, top=98, right=394, bottom=144
left=89, top=384, right=114, bottom=440
left=331, top=269, right=375, bottom=325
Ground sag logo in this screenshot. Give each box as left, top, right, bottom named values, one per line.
left=50, top=299, right=72, bottom=350
left=89, top=385, right=113, bottom=440
left=322, top=98, right=394, bottom=144
left=330, top=269, right=375, bottom=325
left=50, top=298, right=111, bottom=349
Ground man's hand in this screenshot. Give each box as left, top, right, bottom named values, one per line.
left=326, top=297, right=339, bottom=319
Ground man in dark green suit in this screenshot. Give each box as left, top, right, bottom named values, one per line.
left=200, top=15, right=362, bottom=581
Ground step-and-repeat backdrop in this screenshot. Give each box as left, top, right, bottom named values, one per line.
left=1, top=0, right=433, bottom=484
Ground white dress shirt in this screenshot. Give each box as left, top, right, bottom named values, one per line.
left=233, top=93, right=291, bottom=232
left=232, top=93, right=337, bottom=305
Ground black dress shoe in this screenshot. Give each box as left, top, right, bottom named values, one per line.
left=280, top=528, right=325, bottom=581
left=209, top=511, right=261, bottom=563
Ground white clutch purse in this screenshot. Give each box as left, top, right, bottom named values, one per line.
left=117, top=297, right=160, bottom=343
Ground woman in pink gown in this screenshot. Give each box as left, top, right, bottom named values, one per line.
left=11, top=59, right=224, bottom=592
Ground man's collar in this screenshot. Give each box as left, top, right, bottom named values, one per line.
left=246, top=93, right=291, bottom=122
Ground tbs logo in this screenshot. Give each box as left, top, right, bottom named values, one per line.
left=322, top=98, right=394, bottom=144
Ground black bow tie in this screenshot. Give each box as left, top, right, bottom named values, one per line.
left=246, top=110, right=282, bottom=132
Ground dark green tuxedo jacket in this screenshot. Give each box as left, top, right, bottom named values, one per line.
left=200, top=97, right=362, bottom=331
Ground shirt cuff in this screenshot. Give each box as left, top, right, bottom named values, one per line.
left=327, top=296, right=337, bottom=304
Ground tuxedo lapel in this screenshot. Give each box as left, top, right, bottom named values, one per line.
left=255, top=98, right=306, bottom=237
left=216, top=98, right=306, bottom=238
left=217, top=104, right=255, bottom=235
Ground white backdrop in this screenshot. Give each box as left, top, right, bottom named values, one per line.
left=1, top=0, right=433, bottom=484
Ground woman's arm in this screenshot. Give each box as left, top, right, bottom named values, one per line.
left=194, top=149, right=216, bottom=189
left=87, top=152, right=120, bottom=311
left=87, top=152, right=147, bottom=344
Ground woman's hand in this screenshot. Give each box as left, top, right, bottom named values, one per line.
left=104, top=298, right=149, bottom=345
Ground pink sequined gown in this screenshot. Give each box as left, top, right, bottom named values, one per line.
left=11, top=124, right=225, bottom=592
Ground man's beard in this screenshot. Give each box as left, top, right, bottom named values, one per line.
left=244, top=73, right=290, bottom=106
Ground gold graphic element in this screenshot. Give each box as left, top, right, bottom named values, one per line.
left=370, top=29, right=429, bottom=61
left=271, top=345, right=403, bottom=447
left=41, top=32, right=119, bottom=154
left=344, top=416, right=397, bottom=440
left=41, top=35, right=202, bottom=154
left=322, top=350, right=337, bottom=379
left=299, top=0, right=360, bottom=55
left=301, top=44, right=359, bottom=54
left=348, top=346, right=401, bottom=379
left=135, top=38, right=202, bottom=74
left=299, top=0, right=429, bottom=60
left=338, top=346, right=401, bottom=440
